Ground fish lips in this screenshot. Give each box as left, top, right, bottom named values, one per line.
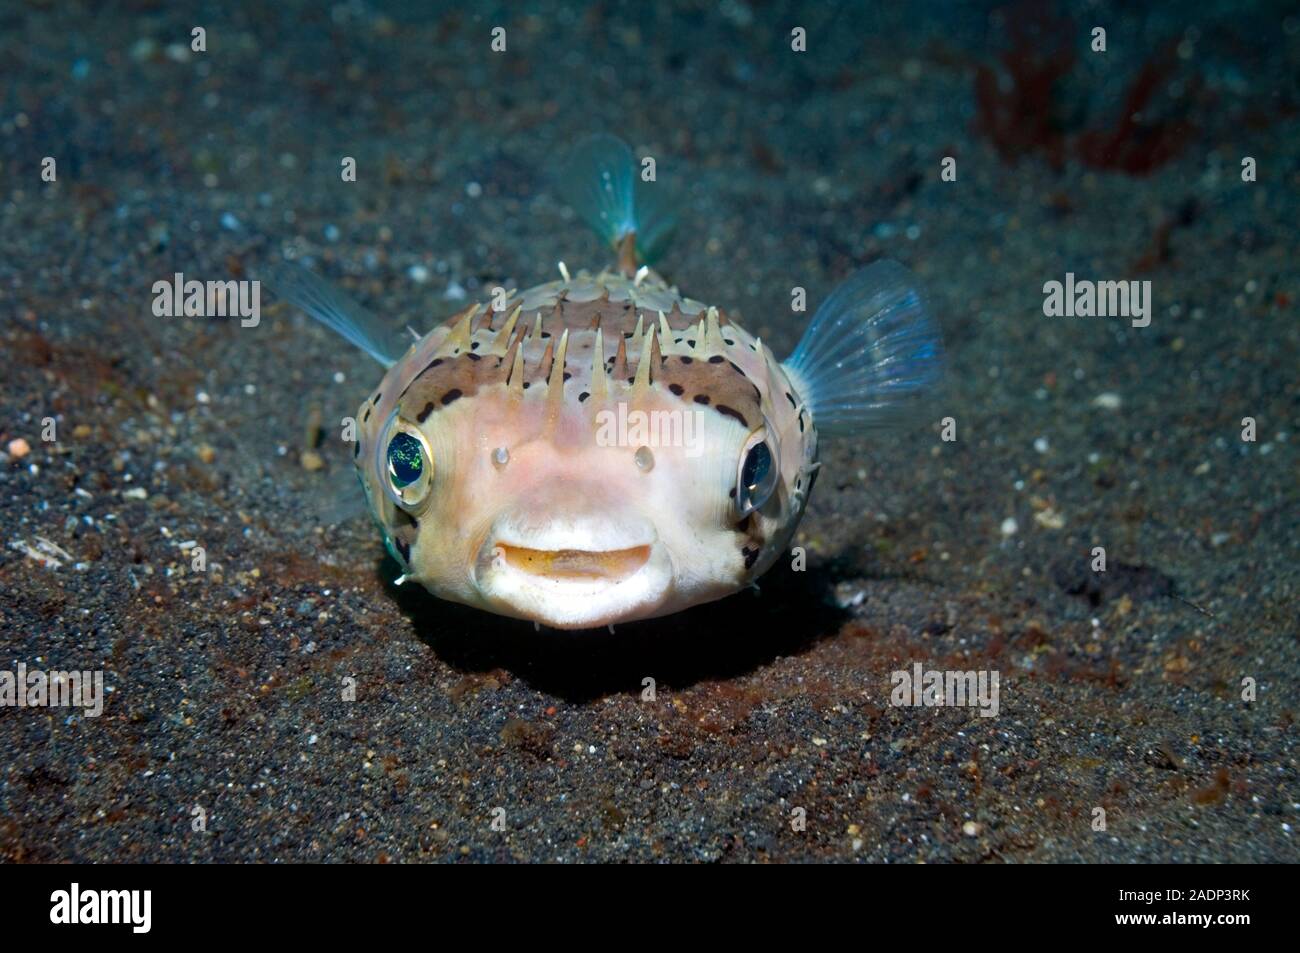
left=472, top=527, right=673, bottom=629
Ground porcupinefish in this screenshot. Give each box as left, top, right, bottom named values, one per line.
left=270, top=134, right=942, bottom=630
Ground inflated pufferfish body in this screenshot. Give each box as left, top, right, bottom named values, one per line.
left=272, top=135, right=943, bottom=630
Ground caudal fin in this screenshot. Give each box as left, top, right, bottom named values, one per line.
left=783, top=260, right=944, bottom=436
left=553, top=134, right=676, bottom=269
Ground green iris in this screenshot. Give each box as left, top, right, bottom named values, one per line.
left=386, top=432, right=424, bottom=488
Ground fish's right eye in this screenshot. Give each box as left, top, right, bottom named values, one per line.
left=387, top=432, right=424, bottom=487
left=380, top=422, right=433, bottom=509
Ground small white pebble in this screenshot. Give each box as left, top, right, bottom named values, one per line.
left=1091, top=392, right=1122, bottom=410
left=1000, top=517, right=1018, bottom=537
left=963, top=821, right=980, bottom=837
left=1033, top=437, right=1050, bottom=454
left=408, top=264, right=430, bottom=284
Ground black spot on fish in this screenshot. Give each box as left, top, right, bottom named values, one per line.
left=417, top=402, right=435, bottom=422
left=742, top=546, right=759, bottom=570
left=668, top=383, right=684, bottom=396
left=785, top=392, right=796, bottom=408
left=708, top=355, right=724, bottom=364
left=686, top=340, right=696, bottom=348
left=563, top=372, right=572, bottom=381
left=578, top=391, right=590, bottom=402
left=724, top=338, right=735, bottom=346
left=467, top=352, right=482, bottom=360
left=442, top=388, right=463, bottom=405
left=694, top=394, right=710, bottom=406
left=363, top=407, right=372, bottom=423
left=715, top=404, right=748, bottom=427
left=353, top=440, right=361, bottom=458
left=680, top=356, right=693, bottom=364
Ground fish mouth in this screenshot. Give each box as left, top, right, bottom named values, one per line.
left=474, top=529, right=671, bottom=629
left=494, top=543, right=652, bottom=582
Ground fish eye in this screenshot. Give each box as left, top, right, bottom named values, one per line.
left=388, top=432, right=424, bottom=486
left=736, top=431, right=779, bottom=518
left=379, top=418, right=433, bottom=509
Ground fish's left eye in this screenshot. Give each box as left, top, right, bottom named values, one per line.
left=380, top=422, right=433, bottom=509
left=736, top=432, right=778, bottom=518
